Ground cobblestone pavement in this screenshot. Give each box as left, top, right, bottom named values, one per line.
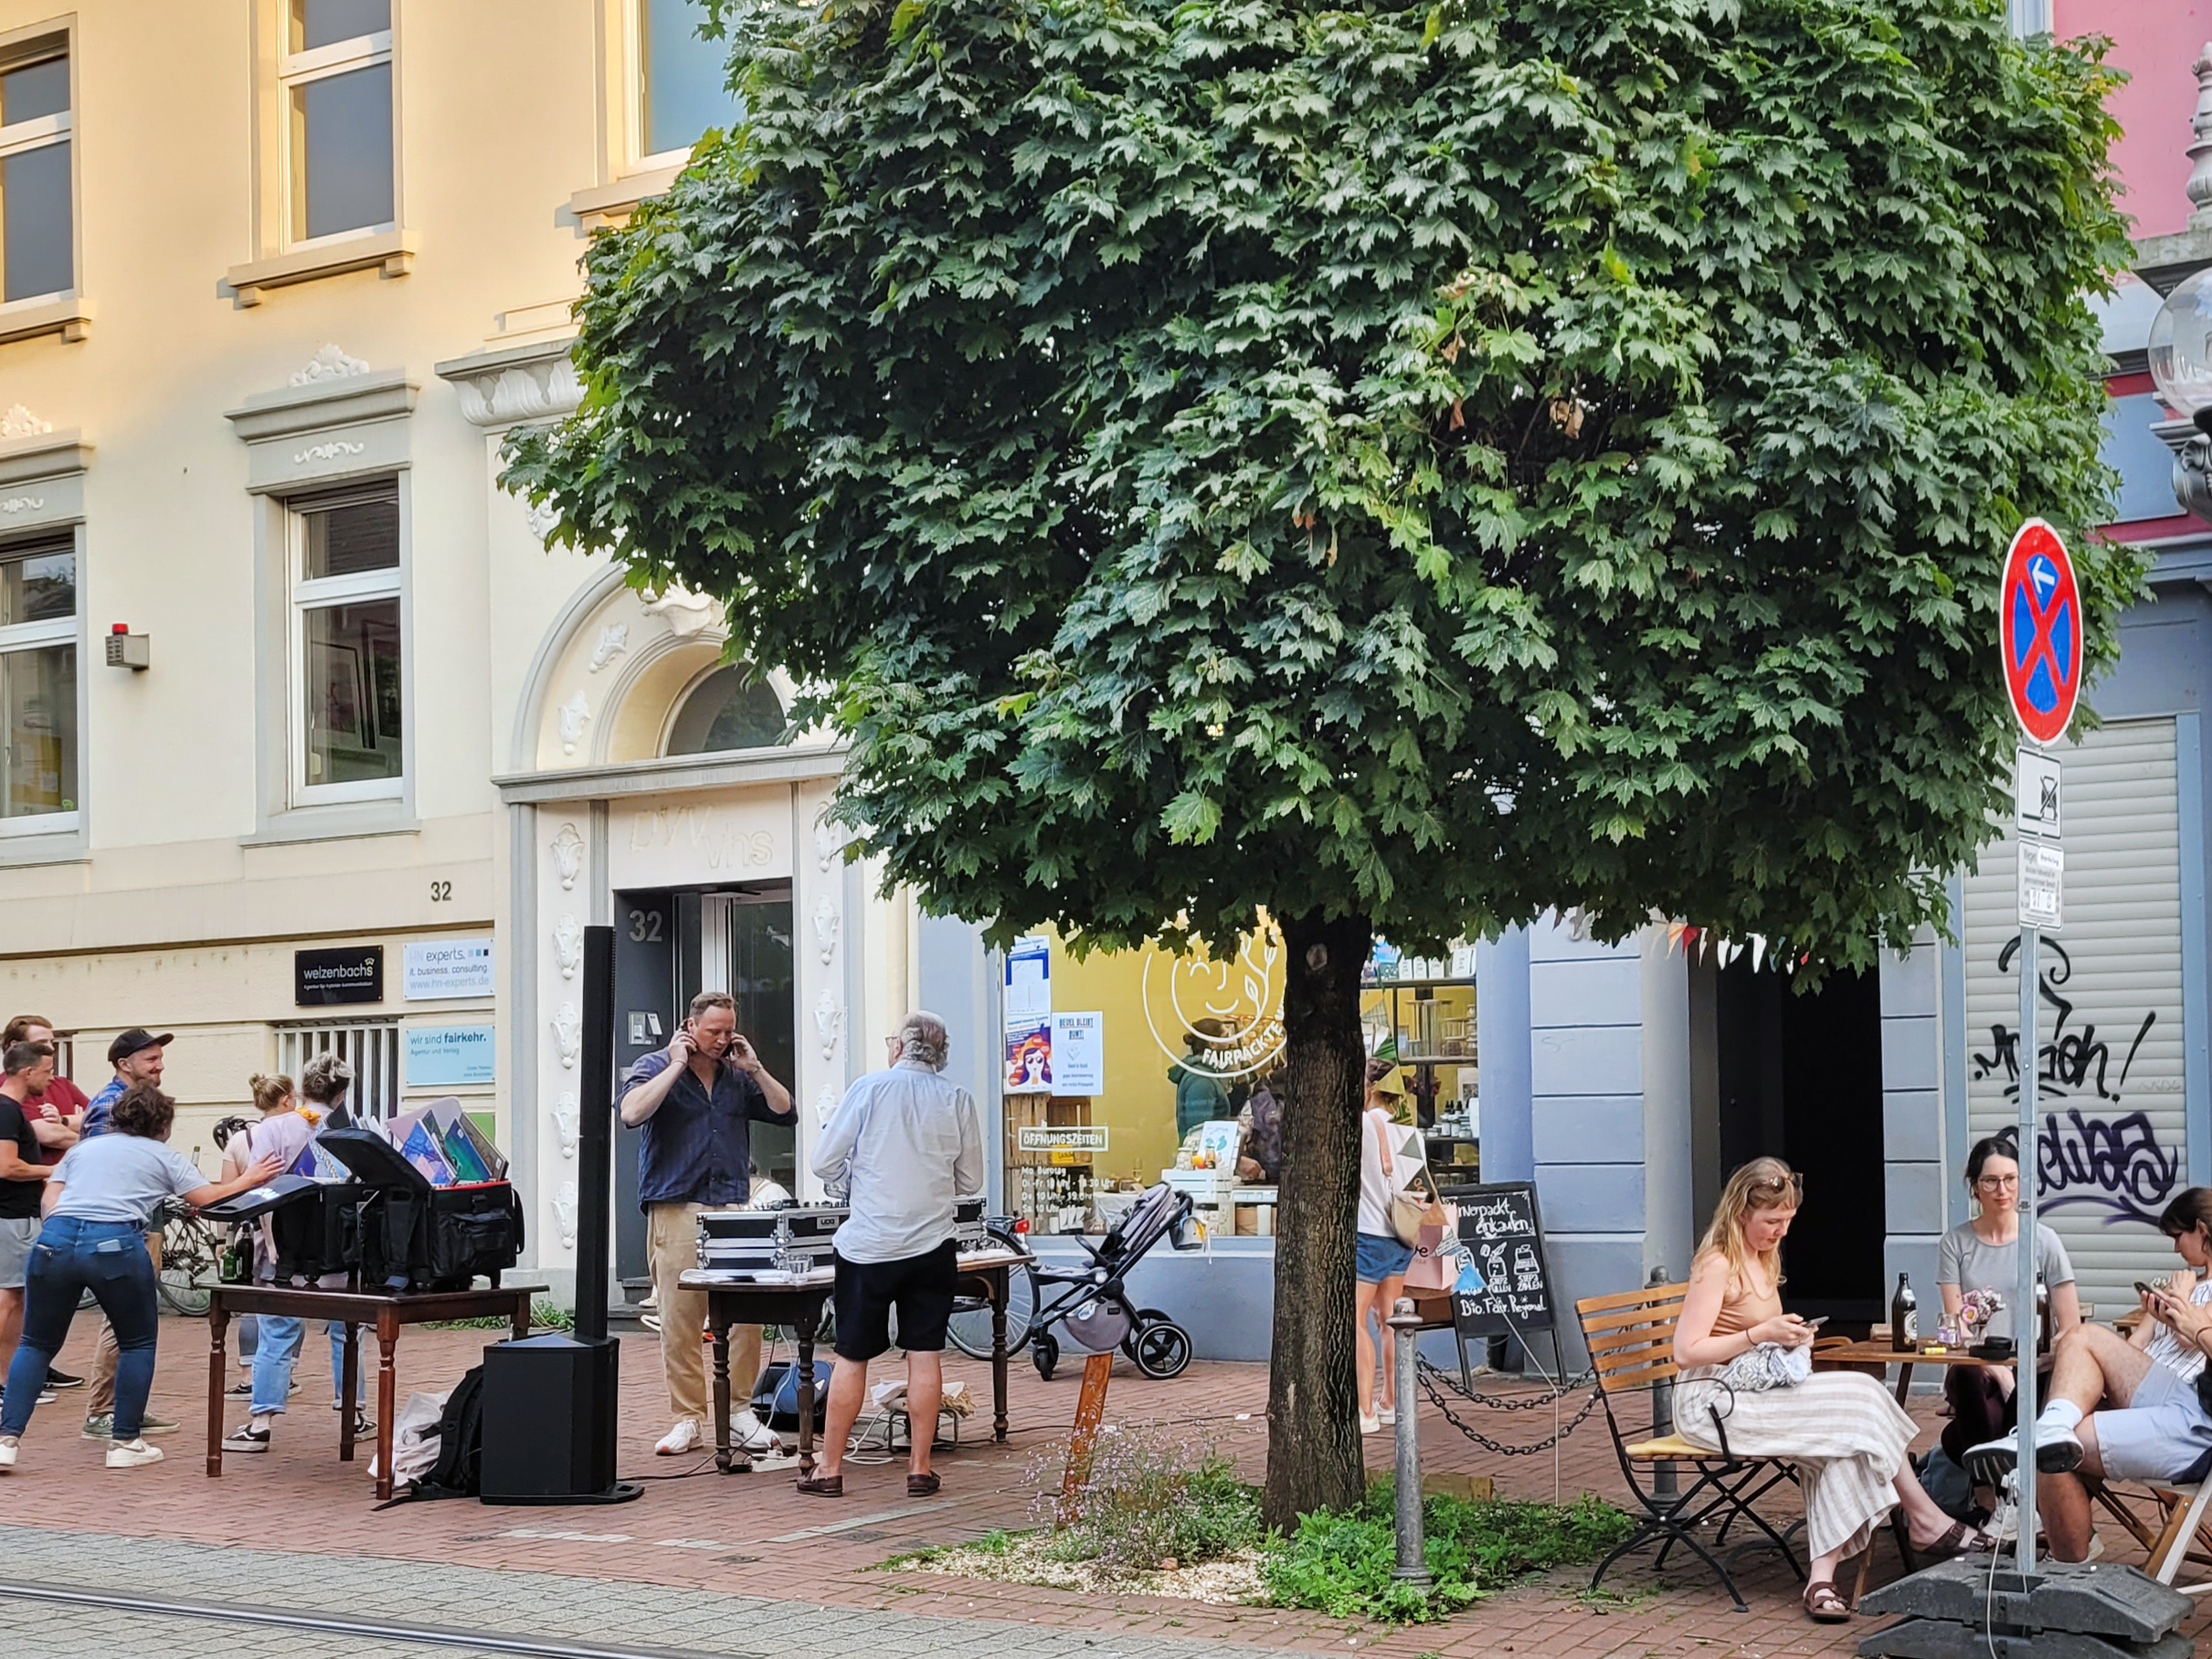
left=3, top=1316, right=2206, bottom=1659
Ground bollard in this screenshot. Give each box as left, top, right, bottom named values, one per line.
left=1388, top=1297, right=1432, bottom=1589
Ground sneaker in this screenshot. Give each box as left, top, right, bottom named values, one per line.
left=105, top=1437, right=164, bottom=1470
left=1965, top=1423, right=2083, bottom=1480
left=222, top=1423, right=272, bottom=1454
left=1359, top=1411, right=1381, bottom=1436
left=79, top=1414, right=111, bottom=1441
left=346, top=1411, right=375, bottom=1435
left=656, top=1417, right=704, bottom=1456
left=226, top=1380, right=254, bottom=1397
left=733, top=1409, right=776, bottom=1455
left=1378, top=1406, right=1396, bottom=1427
left=137, top=1412, right=181, bottom=1437
left=44, top=1368, right=82, bottom=1390
left=0, top=1435, right=16, bottom=1470
left=0, top=1387, right=56, bottom=1407
left=640, top=1314, right=662, bottom=1333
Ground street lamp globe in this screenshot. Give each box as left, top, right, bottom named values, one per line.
left=2149, top=268, right=2212, bottom=417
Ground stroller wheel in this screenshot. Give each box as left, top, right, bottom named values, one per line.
left=1128, top=1317, right=1193, bottom=1379
left=1032, top=1331, right=1060, bottom=1381
left=1120, top=1308, right=1173, bottom=1361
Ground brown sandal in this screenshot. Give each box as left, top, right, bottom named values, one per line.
left=793, top=1474, right=843, bottom=1497
left=907, top=1472, right=940, bottom=1497
left=1804, top=1580, right=1850, bottom=1623
left=1917, top=1521, right=1995, bottom=1560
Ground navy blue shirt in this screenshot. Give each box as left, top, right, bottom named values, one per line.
left=619, top=1049, right=788, bottom=1209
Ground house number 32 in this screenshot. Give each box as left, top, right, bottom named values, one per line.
left=429, top=881, right=452, bottom=902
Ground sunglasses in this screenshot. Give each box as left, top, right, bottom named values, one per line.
left=1750, top=1172, right=1805, bottom=1198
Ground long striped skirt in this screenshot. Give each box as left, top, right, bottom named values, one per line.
left=1674, top=1366, right=1919, bottom=1561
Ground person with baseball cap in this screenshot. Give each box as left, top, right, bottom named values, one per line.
left=79, top=1028, right=177, bottom=1440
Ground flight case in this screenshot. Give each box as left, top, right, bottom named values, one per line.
left=319, top=1125, right=524, bottom=1292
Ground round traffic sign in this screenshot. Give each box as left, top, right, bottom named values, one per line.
left=1999, top=519, right=2082, bottom=747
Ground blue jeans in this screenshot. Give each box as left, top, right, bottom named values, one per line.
left=2, top=1217, right=159, bottom=1440
left=249, top=1315, right=348, bottom=1417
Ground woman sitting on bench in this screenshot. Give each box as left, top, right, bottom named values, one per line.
left=1674, top=1157, right=1994, bottom=1624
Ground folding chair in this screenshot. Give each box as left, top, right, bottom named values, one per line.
left=1577, top=1283, right=1805, bottom=1611
left=2093, top=1473, right=2212, bottom=1594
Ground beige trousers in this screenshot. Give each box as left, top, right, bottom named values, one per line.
left=90, top=1231, right=160, bottom=1417
left=647, top=1200, right=761, bottom=1424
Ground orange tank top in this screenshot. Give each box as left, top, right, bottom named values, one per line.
left=1709, top=1265, right=1783, bottom=1337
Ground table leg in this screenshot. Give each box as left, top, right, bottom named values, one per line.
left=795, top=1304, right=819, bottom=1478
left=991, top=1269, right=1009, bottom=1444
left=1893, top=1363, right=1913, bottom=1407
left=711, top=1308, right=735, bottom=1474
left=341, top=1324, right=359, bottom=1431
left=512, top=1289, right=532, bottom=1344
left=373, top=1311, right=398, bottom=1501
left=206, top=1305, right=230, bottom=1479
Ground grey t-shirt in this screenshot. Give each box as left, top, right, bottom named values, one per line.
left=1936, top=1220, right=2074, bottom=1341
left=49, top=1134, right=206, bottom=1225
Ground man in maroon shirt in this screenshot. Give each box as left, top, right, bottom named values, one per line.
left=2, top=1014, right=87, bottom=1391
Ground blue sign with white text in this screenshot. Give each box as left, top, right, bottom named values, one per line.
left=404, top=1024, right=496, bottom=1088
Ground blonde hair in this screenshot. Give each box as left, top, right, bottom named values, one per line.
left=1695, top=1157, right=1800, bottom=1295
left=249, top=1073, right=294, bottom=1115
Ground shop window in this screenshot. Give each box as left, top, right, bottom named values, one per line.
left=288, top=483, right=404, bottom=803
left=664, top=663, right=785, bottom=756
left=639, top=0, right=741, bottom=164
left=0, top=37, right=71, bottom=303
left=0, top=533, right=75, bottom=831
left=277, top=1018, right=399, bottom=1124
left=282, top=0, right=395, bottom=245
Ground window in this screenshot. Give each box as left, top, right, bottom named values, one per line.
left=639, top=0, right=739, bottom=163
left=289, top=485, right=402, bottom=802
left=0, top=40, right=70, bottom=302
left=282, top=0, right=394, bottom=245
left=664, top=664, right=785, bottom=756
left=0, top=534, right=75, bottom=830
left=277, top=1019, right=399, bottom=1124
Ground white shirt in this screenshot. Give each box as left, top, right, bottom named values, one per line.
left=2147, top=1280, right=2212, bottom=1383
left=810, top=1059, right=984, bottom=1264
left=1357, top=1108, right=1425, bottom=1237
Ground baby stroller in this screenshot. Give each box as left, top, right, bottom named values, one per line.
left=1026, top=1181, right=1204, bottom=1381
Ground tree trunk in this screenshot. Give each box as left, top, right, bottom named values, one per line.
left=1263, top=908, right=1373, bottom=1532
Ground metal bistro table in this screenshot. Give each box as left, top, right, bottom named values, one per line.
left=680, top=1247, right=1024, bottom=1476
left=205, top=1281, right=543, bottom=1501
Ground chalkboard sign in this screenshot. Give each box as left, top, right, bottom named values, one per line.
left=1439, top=1180, right=1555, bottom=1338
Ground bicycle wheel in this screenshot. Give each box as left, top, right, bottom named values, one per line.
left=156, top=1212, right=219, bottom=1316
left=947, top=1233, right=1035, bottom=1360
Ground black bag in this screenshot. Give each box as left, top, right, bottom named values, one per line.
left=270, top=1183, right=363, bottom=1284
left=751, top=1358, right=834, bottom=1432
left=414, top=1364, right=486, bottom=1498
left=320, top=1126, right=523, bottom=1293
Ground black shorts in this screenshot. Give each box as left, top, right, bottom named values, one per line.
left=831, top=1241, right=959, bottom=1361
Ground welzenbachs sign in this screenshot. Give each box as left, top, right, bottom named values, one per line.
left=295, top=945, right=383, bottom=1007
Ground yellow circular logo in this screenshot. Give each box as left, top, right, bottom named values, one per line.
left=1140, top=918, right=1288, bottom=1079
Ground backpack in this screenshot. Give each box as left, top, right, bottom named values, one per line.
left=414, top=1364, right=486, bottom=1498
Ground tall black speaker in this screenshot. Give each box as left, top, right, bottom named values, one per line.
left=481, top=923, right=639, bottom=1506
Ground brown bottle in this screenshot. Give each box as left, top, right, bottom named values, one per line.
left=1890, top=1273, right=1917, bottom=1352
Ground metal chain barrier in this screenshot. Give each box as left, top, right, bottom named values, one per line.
left=1414, top=1358, right=1603, bottom=1457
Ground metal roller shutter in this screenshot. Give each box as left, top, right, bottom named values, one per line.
left=1963, top=718, right=2187, bottom=1321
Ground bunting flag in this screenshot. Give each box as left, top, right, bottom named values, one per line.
left=1751, top=935, right=1767, bottom=973
left=1371, top=1031, right=1399, bottom=1064
left=1666, top=922, right=1688, bottom=955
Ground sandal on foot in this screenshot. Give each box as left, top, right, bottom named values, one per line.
left=907, top=1472, right=940, bottom=1497
left=793, top=1474, right=843, bottom=1497
left=1917, top=1521, right=1996, bottom=1560
left=1804, top=1580, right=1850, bottom=1623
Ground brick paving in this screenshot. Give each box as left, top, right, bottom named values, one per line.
left=0, top=1314, right=2205, bottom=1658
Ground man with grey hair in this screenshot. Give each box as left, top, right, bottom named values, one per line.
left=798, top=1011, right=982, bottom=1497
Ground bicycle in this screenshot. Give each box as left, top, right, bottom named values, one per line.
left=946, top=1220, right=1037, bottom=1361
left=153, top=1197, right=226, bottom=1316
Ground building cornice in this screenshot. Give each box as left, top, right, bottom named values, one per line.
left=0, top=429, right=91, bottom=490
left=494, top=745, right=846, bottom=806
left=223, top=368, right=417, bottom=444
left=434, top=337, right=584, bottom=429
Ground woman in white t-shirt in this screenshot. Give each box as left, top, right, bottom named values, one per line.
left=0, top=1082, right=278, bottom=1472
left=1355, top=1062, right=1426, bottom=1436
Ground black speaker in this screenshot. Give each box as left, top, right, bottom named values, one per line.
left=478, top=1335, right=640, bottom=1506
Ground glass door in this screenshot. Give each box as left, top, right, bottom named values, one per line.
left=700, top=887, right=798, bottom=1195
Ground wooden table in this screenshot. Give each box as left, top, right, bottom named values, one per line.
left=681, top=1247, right=1023, bottom=1477
left=1813, top=1338, right=2043, bottom=1405
left=205, top=1282, right=542, bottom=1501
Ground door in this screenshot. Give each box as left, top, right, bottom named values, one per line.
left=1964, top=719, right=2186, bottom=1319
left=701, top=887, right=799, bottom=1193
left=612, top=888, right=677, bottom=1292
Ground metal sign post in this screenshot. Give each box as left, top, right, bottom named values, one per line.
left=1998, top=521, right=2083, bottom=1573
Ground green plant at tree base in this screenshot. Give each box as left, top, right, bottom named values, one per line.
left=1032, top=1430, right=1262, bottom=1574
left=1261, top=1484, right=1635, bottom=1622
left=506, top=0, right=2133, bottom=1526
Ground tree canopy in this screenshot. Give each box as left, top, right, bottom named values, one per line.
left=510, top=0, right=2133, bottom=970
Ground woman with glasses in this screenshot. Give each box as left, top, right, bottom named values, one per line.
left=1935, top=1134, right=2080, bottom=1472
left=1675, top=1157, right=1992, bottom=1623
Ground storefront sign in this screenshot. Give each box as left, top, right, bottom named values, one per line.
left=1017, top=1125, right=1109, bottom=1153
left=1446, top=1181, right=1557, bottom=1337
left=404, top=1023, right=496, bottom=1087
left=1139, top=921, right=1287, bottom=1079
left=402, top=938, right=494, bottom=999
left=1049, top=1010, right=1103, bottom=1095
left=1003, top=935, right=1054, bottom=1094
left=295, top=945, right=382, bottom=1007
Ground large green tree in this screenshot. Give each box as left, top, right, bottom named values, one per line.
left=508, top=0, right=2133, bottom=1523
